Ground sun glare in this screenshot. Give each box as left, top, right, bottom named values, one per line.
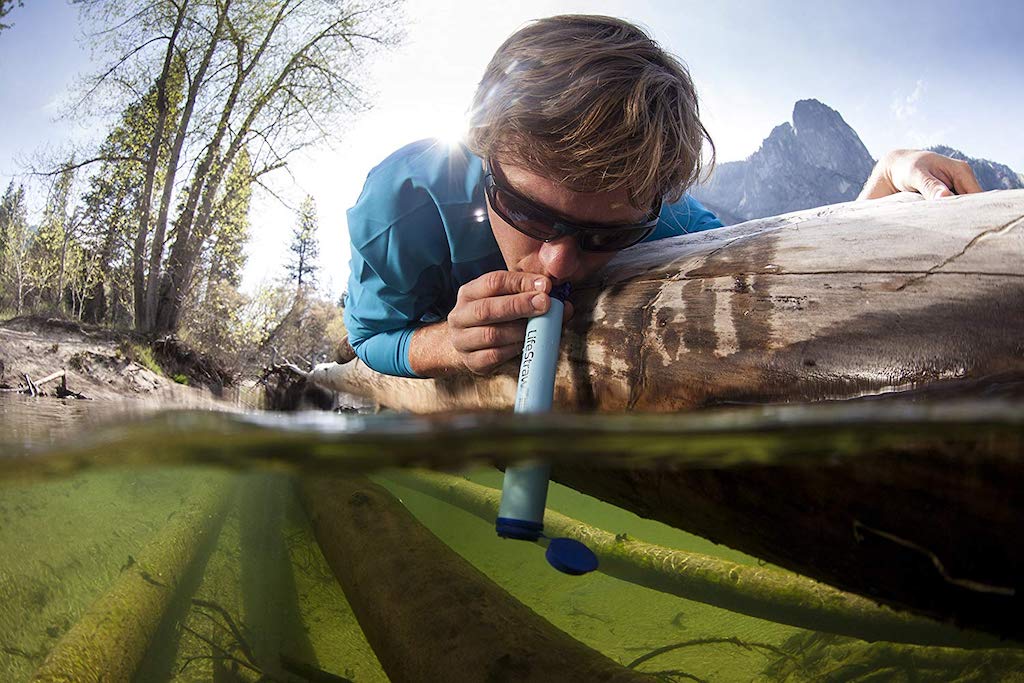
left=436, top=110, right=470, bottom=148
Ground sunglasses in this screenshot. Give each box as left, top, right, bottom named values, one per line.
left=483, top=158, right=661, bottom=253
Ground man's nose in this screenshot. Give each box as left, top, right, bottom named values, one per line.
left=538, top=236, right=582, bottom=281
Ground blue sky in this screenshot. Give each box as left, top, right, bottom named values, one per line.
left=1, top=0, right=1022, bottom=295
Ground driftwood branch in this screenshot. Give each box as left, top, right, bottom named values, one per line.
left=2, top=369, right=90, bottom=399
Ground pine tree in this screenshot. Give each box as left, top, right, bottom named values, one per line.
left=0, top=181, right=24, bottom=275
left=286, top=196, right=319, bottom=293
left=0, top=181, right=30, bottom=313
left=31, top=162, right=77, bottom=309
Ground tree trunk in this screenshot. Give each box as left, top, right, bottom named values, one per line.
left=132, top=2, right=187, bottom=329
left=151, top=3, right=291, bottom=335
left=144, top=1, right=227, bottom=332
left=153, top=5, right=351, bottom=334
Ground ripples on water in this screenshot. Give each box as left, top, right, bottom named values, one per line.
left=0, top=395, right=1021, bottom=682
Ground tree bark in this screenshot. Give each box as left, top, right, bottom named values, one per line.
left=550, top=436, right=1024, bottom=643
left=152, top=2, right=292, bottom=334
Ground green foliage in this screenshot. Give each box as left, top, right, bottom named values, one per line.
left=28, top=163, right=78, bottom=310
left=7, top=0, right=401, bottom=338
left=76, top=69, right=184, bottom=325
left=206, top=147, right=253, bottom=289
left=120, top=341, right=164, bottom=375
left=0, top=181, right=31, bottom=314
left=172, top=373, right=189, bottom=385
left=179, top=281, right=346, bottom=380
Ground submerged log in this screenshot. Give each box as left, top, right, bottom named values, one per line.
left=384, top=470, right=1000, bottom=649
left=310, top=190, right=1024, bottom=411
left=550, top=448, right=1023, bottom=643
left=31, top=478, right=234, bottom=683
left=300, top=475, right=653, bottom=683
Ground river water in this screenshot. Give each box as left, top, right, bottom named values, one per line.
left=1, top=395, right=1021, bottom=682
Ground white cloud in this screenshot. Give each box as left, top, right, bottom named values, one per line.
left=891, top=79, right=925, bottom=121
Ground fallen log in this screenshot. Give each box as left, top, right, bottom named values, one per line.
left=309, top=190, right=1024, bottom=412
left=383, top=470, right=1000, bottom=649
left=296, top=191, right=1024, bottom=640
left=31, top=477, right=234, bottom=683
left=300, top=474, right=653, bottom=683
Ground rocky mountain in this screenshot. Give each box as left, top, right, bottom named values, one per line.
left=693, top=99, right=1023, bottom=225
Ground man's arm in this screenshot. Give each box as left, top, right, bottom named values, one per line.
left=858, top=149, right=983, bottom=200
left=407, top=321, right=462, bottom=377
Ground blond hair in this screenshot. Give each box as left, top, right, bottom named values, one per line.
left=467, top=15, right=714, bottom=209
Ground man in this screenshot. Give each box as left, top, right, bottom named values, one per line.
left=344, top=15, right=982, bottom=379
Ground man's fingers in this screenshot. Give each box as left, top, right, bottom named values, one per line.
left=914, top=170, right=954, bottom=200
left=465, top=342, right=523, bottom=375
left=454, top=320, right=528, bottom=352
left=458, top=270, right=550, bottom=302
left=450, top=291, right=549, bottom=328
left=950, top=162, right=983, bottom=195
left=562, top=299, right=574, bottom=322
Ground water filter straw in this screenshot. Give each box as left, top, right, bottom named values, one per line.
left=495, top=283, right=598, bottom=576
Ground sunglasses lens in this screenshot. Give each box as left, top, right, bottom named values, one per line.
left=492, top=188, right=561, bottom=241
left=579, top=227, right=652, bottom=252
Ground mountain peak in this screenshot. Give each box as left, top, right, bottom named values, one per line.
left=694, top=100, right=875, bottom=222
left=692, top=100, right=1021, bottom=226
left=792, top=99, right=842, bottom=126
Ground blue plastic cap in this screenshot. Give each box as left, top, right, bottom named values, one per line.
left=545, top=537, right=599, bottom=575
left=550, top=282, right=572, bottom=302
left=496, top=517, right=544, bottom=541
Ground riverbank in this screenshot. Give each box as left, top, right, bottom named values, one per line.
left=0, top=316, right=233, bottom=406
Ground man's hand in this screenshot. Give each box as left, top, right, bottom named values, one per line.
left=409, top=271, right=573, bottom=377
left=858, top=149, right=983, bottom=201
left=448, top=270, right=575, bottom=375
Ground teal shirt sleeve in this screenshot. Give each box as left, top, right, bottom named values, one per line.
left=646, top=194, right=723, bottom=241
left=344, top=144, right=453, bottom=378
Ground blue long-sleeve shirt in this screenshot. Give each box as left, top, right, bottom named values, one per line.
left=344, top=139, right=723, bottom=377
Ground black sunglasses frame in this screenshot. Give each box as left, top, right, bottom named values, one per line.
left=483, top=158, right=661, bottom=253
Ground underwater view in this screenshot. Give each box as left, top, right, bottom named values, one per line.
left=2, top=0, right=1022, bottom=680
left=1, top=395, right=1022, bottom=683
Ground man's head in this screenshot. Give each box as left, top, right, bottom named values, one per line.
left=466, top=15, right=713, bottom=283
